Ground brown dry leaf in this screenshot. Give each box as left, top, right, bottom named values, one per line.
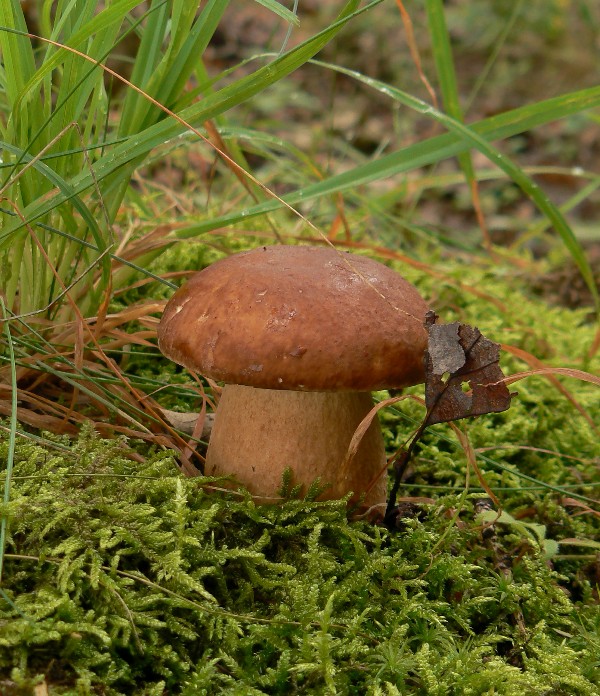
left=161, top=409, right=214, bottom=437
left=0, top=401, right=79, bottom=434
left=424, top=312, right=513, bottom=425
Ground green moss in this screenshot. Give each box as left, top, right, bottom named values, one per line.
left=1, top=423, right=599, bottom=694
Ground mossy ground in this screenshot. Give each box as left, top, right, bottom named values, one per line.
left=1, top=248, right=599, bottom=695
left=2, top=1, right=599, bottom=693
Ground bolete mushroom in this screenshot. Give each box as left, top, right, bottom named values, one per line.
left=158, top=245, right=429, bottom=510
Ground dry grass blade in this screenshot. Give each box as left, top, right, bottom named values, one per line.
left=343, top=395, right=411, bottom=503
left=475, top=444, right=596, bottom=466
left=560, top=499, right=600, bottom=520
left=1, top=292, right=204, bottom=472
left=394, top=0, right=438, bottom=108
left=502, top=344, right=599, bottom=433
left=449, top=422, right=500, bottom=508
left=503, top=367, right=600, bottom=388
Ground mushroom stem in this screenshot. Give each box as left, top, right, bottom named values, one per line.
left=205, top=384, right=388, bottom=509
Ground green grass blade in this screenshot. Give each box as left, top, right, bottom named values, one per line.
left=0, top=137, right=110, bottom=311
left=160, top=0, right=231, bottom=112
left=465, top=0, right=525, bottom=111
left=425, top=0, right=482, bottom=238
left=0, top=141, right=105, bottom=250
left=424, top=0, right=460, bottom=117
left=118, top=0, right=171, bottom=133
left=0, top=298, right=18, bottom=582
left=0, top=1, right=36, bottom=103
left=253, top=0, right=300, bottom=25
left=325, top=63, right=600, bottom=308
left=120, top=0, right=229, bottom=137
left=172, top=84, right=600, bottom=231
left=8, top=0, right=143, bottom=113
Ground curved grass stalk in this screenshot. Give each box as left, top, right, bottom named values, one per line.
left=327, top=61, right=598, bottom=308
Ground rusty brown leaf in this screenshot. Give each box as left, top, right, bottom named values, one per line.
left=424, top=312, right=513, bottom=425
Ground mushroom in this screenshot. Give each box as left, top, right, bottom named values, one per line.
left=157, top=245, right=429, bottom=510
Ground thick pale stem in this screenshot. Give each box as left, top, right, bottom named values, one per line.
left=205, top=385, right=387, bottom=510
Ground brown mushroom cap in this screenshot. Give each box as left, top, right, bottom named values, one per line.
left=158, top=245, right=429, bottom=391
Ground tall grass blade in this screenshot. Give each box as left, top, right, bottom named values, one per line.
left=425, top=0, right=489, bottom=245
left=0, top=298, right=18, bottom=582
left=329, top=64, right=599, bottom=308
left=13, top=0, right=143, bottom=105
left=253, top=0, right=301, bottom=25
left=0, top=1, right=36, bottom=103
